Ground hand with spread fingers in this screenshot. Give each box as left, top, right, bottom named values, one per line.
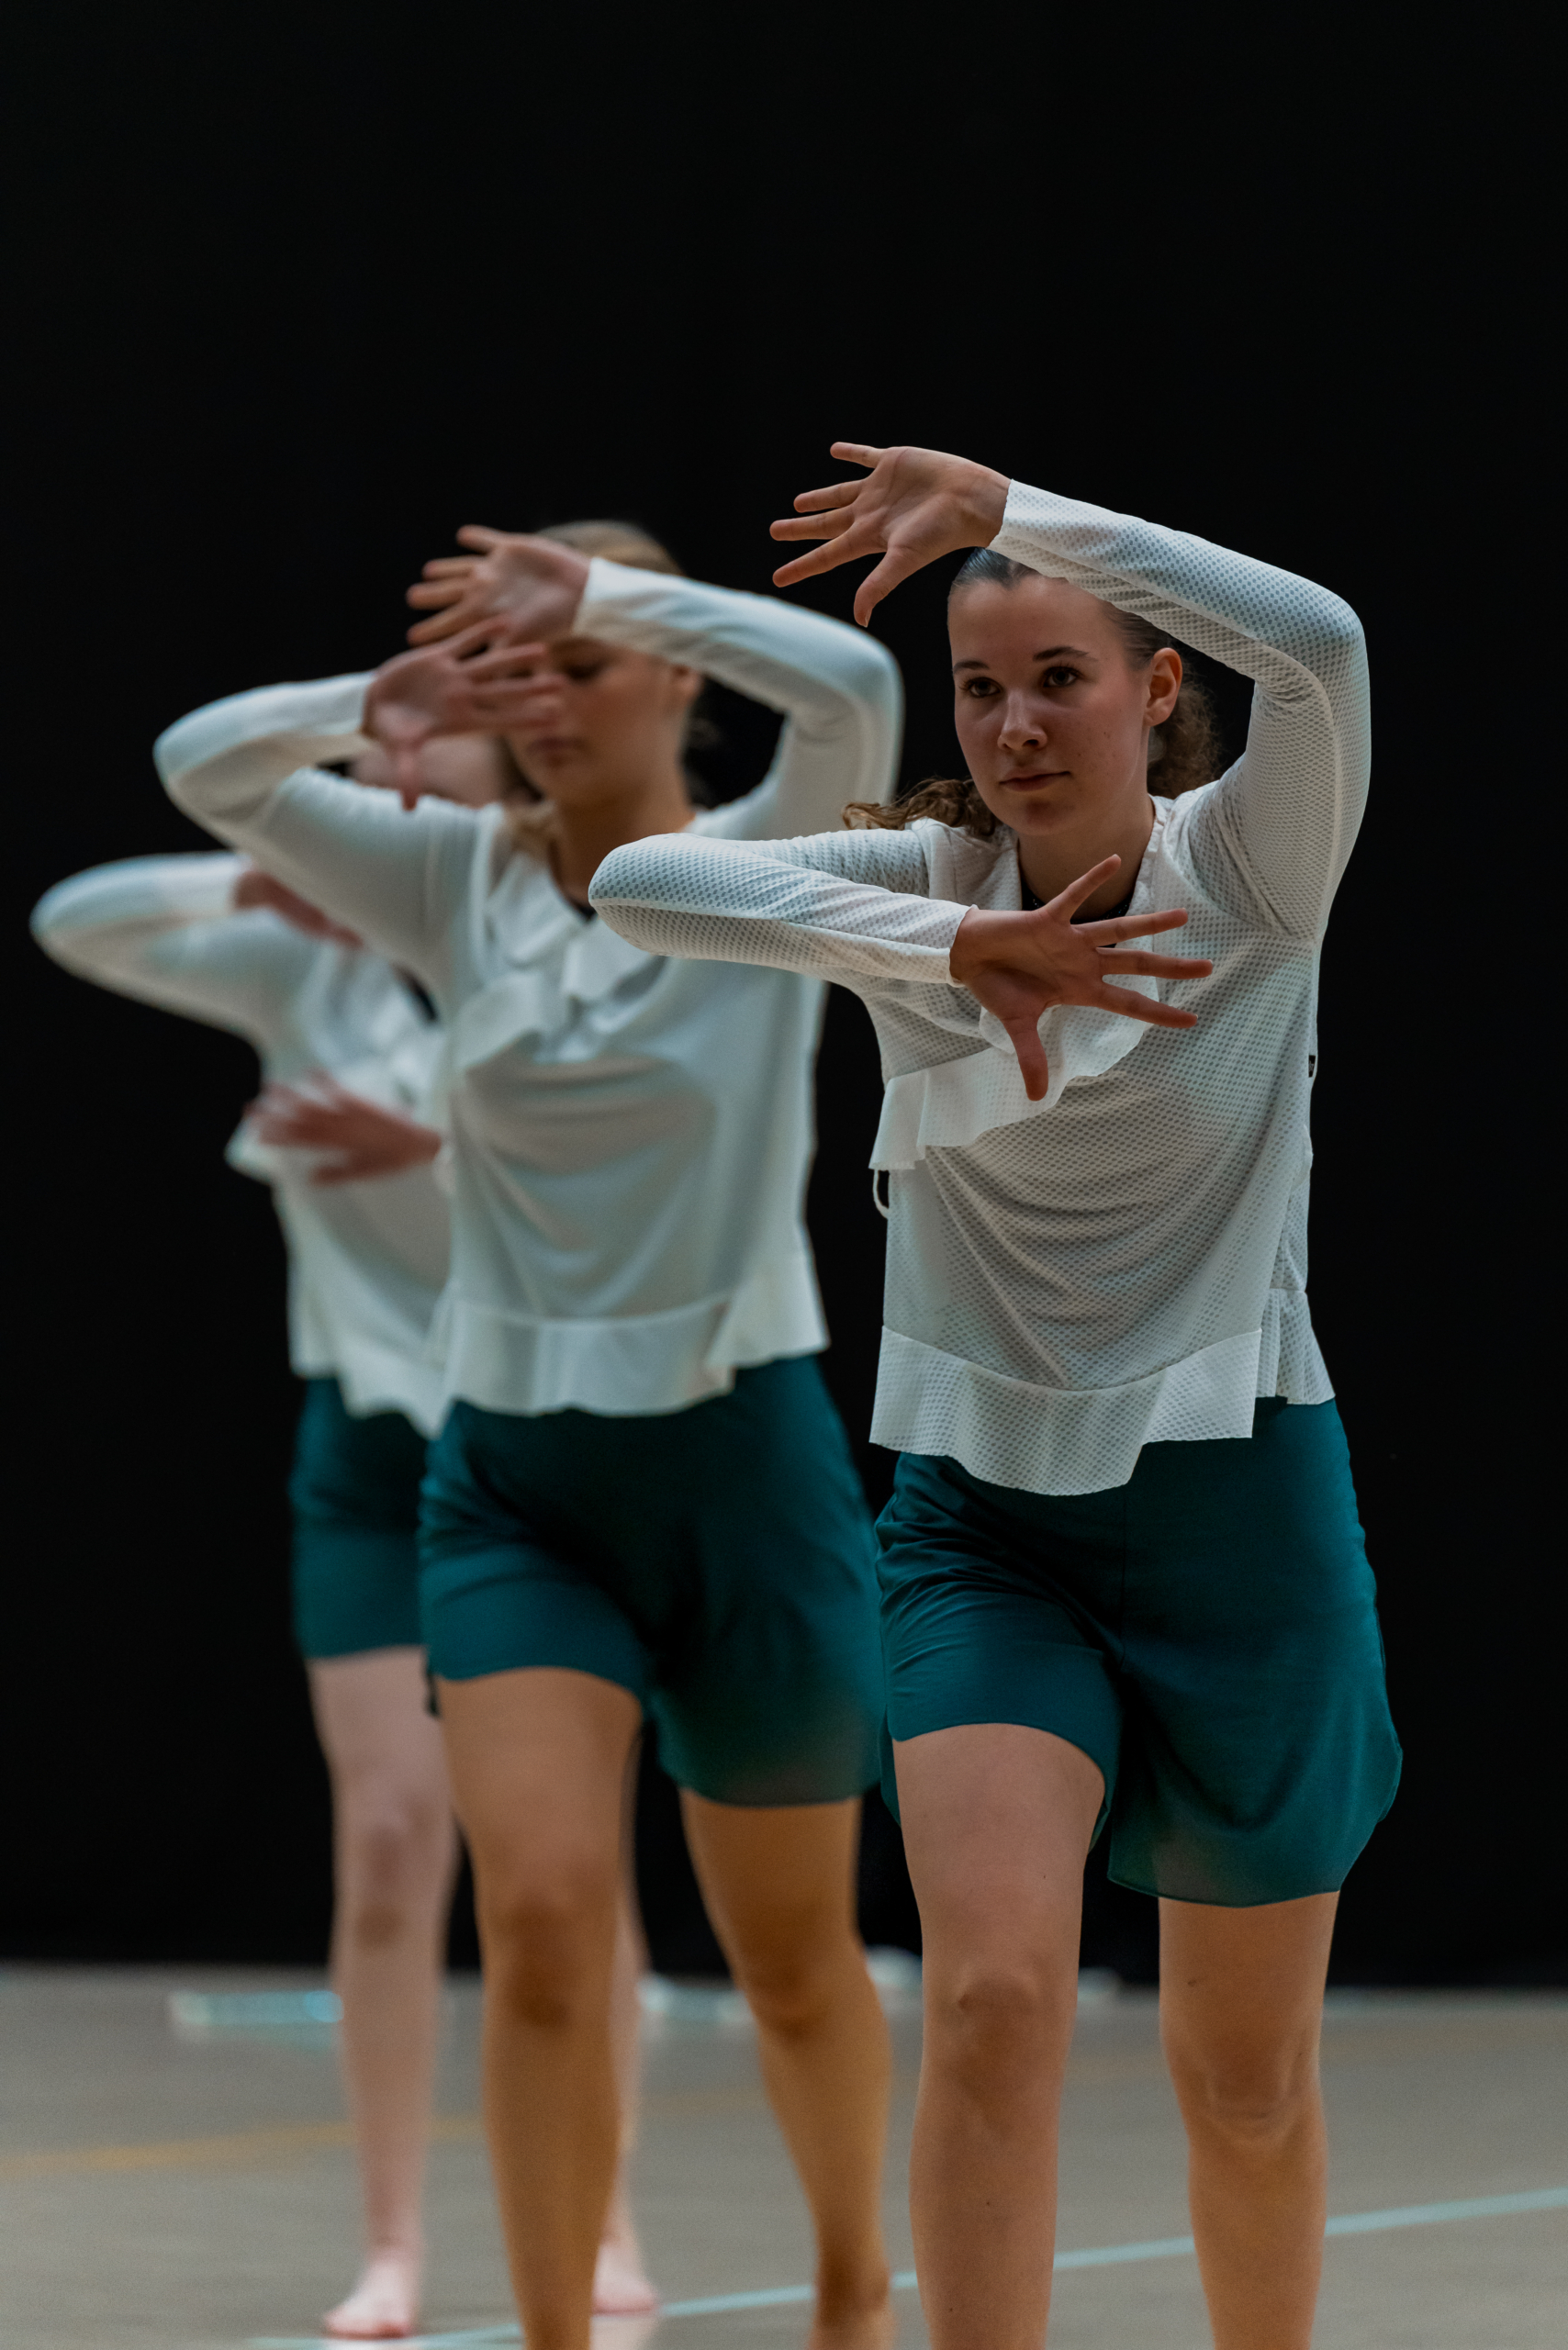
left=231, top=865, right=364, bottom=948
left=949, top=856, right=1213, bottom=1101
left=771, top=442, right=1013, bottom=626
left=248, top=1076, right=442, bottom=1187
left=405, top=526, right=590, bottom=647
left=362, top=621, right=552, bottom=799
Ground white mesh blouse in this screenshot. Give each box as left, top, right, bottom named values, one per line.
left=154, top=560, right=902, bottom=1418
left=31, top=854, right=451, bottom=1433
left=589, top=479, right=1371, bottom=1495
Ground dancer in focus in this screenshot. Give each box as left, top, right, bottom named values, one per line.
left=32, top=721, right=654, bottom=2337
left=154, top=520, right=904, bottom=2350
left=589, top=445, right=1402, bottom=2349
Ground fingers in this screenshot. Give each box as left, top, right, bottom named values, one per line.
left=827, top=442, right=886, bottom=467
left=309, top=1157, right=377, bottom=1187
left=1074, top=905, right=1191, bottom=942
left=853, top=547, right=925, bottom=626
left=391, top=744, right=424, bottom=800
left=465, top=639, right=548, bottom=680
left=408, top=606, right=479, bottom=644
left=1094, top=950, right=1215, bottom=978
left=1095, top=989, right=1200, bottom=1030
left=790, top=480, right=863, bottom=516
left=770, top=506, right=858, bottom=543
left=421, top=556, right=480, bottom=578
left=446, top=614, right=521, bottom=657
left=1003, top=1015, right=1052, bottom=1103
left=455, top=524, right=510, bottom=549
left=1043, top=857, right=1122, bottom=920
left=771, top=535, right=868, bottom=588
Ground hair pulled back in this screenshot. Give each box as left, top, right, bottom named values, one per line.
left=845, top=549, right=1220, bottom=838
left=534, top=519, right=685, bottom=576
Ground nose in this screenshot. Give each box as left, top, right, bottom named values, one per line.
left=513, top=675, right=567, bottom=723
left=996, top=691, right=1047, bottom=755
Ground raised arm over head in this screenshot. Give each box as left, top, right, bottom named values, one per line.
left=770, top=442, right=1011, bottom=625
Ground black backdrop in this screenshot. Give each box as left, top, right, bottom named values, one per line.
left=5, top=6, right=1558, bottom=1985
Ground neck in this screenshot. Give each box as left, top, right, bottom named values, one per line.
left=1015, top=791, right=1157, bottom=916
left=550, top=764, right=694, bottom=904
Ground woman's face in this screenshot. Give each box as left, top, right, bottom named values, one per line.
left=948, top=576, right=1181, bottom=844
left=498, top=636, right=700, bottom=808
left=353, top=733, right=516, bottom=811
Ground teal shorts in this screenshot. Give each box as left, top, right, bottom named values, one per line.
left=419, top=1356, right=883, bottom=1808
left=289, top=1378, right=429, bottom=1661
left=877, top=1399, right=1402, bottom=1907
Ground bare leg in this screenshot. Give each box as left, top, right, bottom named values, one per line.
left=681, top=1793, right=892, bottom=2350
left=894, top=1723, right=1103, bottom=2350
left=438, top=1666, right=642, bottom=2350
left=594, top=1875, right=658, bottom=2313
left=1159, top=1893, right=1338, bottom=2350
left=308, top=1649, right=460, bottom=2342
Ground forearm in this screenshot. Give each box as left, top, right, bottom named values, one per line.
left=155, top=673, right=373, bottom=834
left=996, top=479, right=1369, bottom=930
left=992, top=483, right=1366, bottom=713
left=154, top=677, right=471, bottom=980
left=577, top=560, right=902, bottom=830
left=29, top=854, right=301, bottom=1031
left=589, top=832, right=966, bottom=988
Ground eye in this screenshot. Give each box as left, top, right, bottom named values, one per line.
left=562, top=658, right=608, bottom=682
left=1040, top=665, right=1081, bottom=688
left=959, top=677, right=1001, bottom=699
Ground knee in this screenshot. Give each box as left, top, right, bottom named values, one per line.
left=338, top=1800, right=451, bottom=1948
left=731, top=1932, right=850, bottom=2041
left=1166, top=2040, right=1319, bottom=2150
left=478, top=1872, right=614, bottom=2031
left=932, top=1953, right=1076, bottom=2075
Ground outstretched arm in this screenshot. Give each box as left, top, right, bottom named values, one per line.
left=590, top=828, right=1208, bottom=1097
left=772, top=443, right=1370, bottom=936
left=31, top=854, right=325, bottom=1046
left=406, top=529, right=903, bottom=835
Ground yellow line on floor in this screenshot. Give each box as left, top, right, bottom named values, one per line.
left=0, top=2114, right=484, bottom=2181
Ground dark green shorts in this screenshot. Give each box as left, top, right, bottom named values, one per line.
left=419, top=1356, right=883, bottom=1808
left=289, top=1378, right=429, bottom=1661
left=877, top=1399, right=1401, bottom=1907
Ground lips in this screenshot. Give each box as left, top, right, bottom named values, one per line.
left=1001, top=770, right=1068, bottom=788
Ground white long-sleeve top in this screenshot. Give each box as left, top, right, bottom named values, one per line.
left=31, top=854, right=452, bottom=1434
left=155, top=559, right=902, bottom=1417
left=590, top=480, right=1370, bottom=1495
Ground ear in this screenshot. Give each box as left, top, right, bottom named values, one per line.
left=1146, top=647, right=1182, bottom=728
left=666, top=663, right=702, bottom=711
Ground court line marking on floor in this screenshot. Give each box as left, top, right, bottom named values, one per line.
left=245, top=2185, right=1568, bottom=2344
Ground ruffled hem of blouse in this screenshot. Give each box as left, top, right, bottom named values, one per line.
left=871, top=1303, right=1332, bottom=1497
left=431, top=1251, right=827, bottom=1418
left=289, top=1335, right=449, bottom=1438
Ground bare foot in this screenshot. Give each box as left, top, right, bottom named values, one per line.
left=593, top=2229, right=659, bottom=2316
left=321, top=2249, right=420, bottom=2340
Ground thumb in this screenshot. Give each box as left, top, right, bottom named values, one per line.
left=852, top=545, right=922, bottom=628
left=1005, top=1014, right=1052, bottom=1103
left=391, top=744, right=424, bottom=805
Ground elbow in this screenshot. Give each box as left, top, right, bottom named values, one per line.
left=846, top=637, right=904, bottom=731
left=1311, top=589, right=1367, bottom=672
left=587, top=839, right=652, bottom=911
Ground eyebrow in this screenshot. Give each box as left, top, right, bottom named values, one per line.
left=952, top=644, right=1095, bottom=672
